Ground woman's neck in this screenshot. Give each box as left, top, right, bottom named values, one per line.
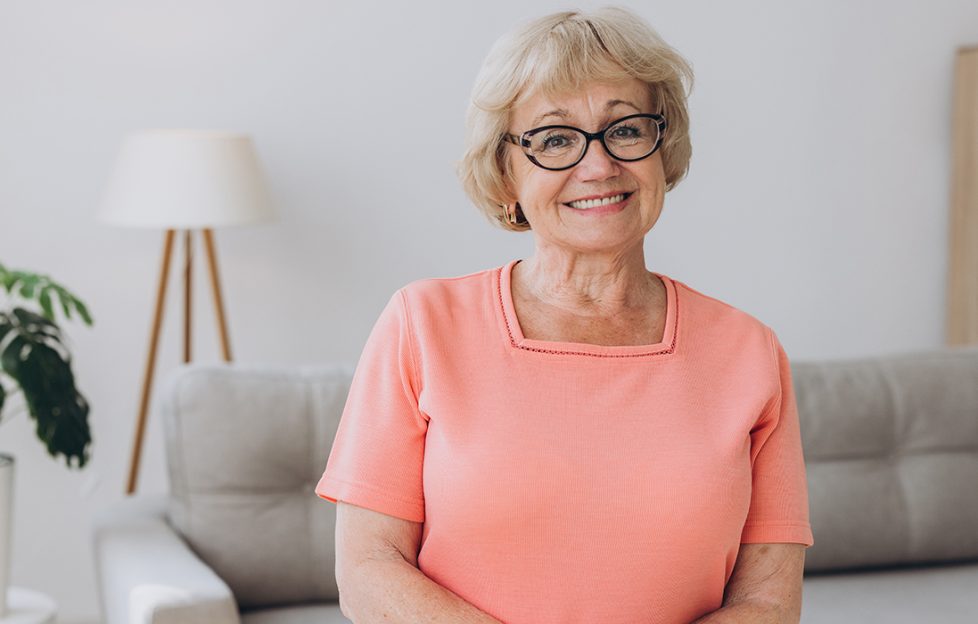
left=513, top=251, right=660, bottom=316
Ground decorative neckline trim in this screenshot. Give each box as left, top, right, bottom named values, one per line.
left=495, top=258, right=679, bottom=358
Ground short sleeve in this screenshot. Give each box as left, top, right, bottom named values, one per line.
left=739, top=328, right=815, bottom=547
left=314, top=288, right=428, bottom=523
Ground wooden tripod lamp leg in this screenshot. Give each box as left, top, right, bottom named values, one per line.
left=183, top=229, right=193, bottom=363
left=126, top=229, right=175, bottom=495
left=203, top=228, right=233, bottom=362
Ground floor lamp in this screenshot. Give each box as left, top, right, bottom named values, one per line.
left=96, top=130, right=275, bottom=495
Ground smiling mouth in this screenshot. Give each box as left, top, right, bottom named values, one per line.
left=564, top=192, right=633, bottom=210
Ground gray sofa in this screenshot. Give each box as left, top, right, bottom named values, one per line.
left=795, top=345, right=978, bottom=622
left=91, top=346, right=978, bottom=623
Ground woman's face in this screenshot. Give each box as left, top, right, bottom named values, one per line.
left=506, top=77, right=666, bottom=254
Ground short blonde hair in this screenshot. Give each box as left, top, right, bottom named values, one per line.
left=457, top=6, right=694, bottom=231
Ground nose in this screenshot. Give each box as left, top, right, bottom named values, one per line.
left=574, top=137, right=619, bottom=181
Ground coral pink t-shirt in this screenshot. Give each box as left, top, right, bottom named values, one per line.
left=315, top=258, right=814, bottom=624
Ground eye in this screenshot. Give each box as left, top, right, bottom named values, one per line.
left=543, top=135, right=567, bottom=148
left=534, top=131, right=579, bottom=152
left=610, top=124, right=643, bottom=139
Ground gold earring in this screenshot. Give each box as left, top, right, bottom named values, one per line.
left=506, top=204, right=517, bottom=225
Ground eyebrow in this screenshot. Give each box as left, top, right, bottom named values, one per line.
left=530, top=99, right=642, bottom=127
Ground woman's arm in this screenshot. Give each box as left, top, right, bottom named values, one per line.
left=335, top=500, right=503, bottom=623
left=341, top=554, right=505, bottom=623
left=688, top=543, right=805, bottom=624
left=688, top=601, right=782, bottom=623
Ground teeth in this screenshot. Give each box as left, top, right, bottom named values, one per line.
left=567, top=193, right=626, bottom=209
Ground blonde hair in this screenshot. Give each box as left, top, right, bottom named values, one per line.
left=457, top=6, right=694, bottom=231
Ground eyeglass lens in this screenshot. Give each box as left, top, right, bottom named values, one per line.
left=525, top=117, right=660, bottom=168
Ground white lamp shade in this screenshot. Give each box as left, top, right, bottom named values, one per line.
left=96, top=129, right=276, bottom=228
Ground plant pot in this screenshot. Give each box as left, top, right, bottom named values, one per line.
left=0, top=452, right=13, bottom=618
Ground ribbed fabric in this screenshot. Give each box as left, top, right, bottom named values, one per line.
left=315, top=258, right=814, bottom=624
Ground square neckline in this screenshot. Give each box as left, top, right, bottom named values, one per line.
left=495, top=258, right=679, bottom=358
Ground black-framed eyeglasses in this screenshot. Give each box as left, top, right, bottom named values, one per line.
left=503, top=113, right=667, bottom=171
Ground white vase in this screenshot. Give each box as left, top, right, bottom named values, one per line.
left=0, top=452, right=13, bottom=618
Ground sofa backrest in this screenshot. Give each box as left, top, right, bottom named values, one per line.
left=160, top=362, right=351, bottom=611
left=795, top=345, right=978, bottom=573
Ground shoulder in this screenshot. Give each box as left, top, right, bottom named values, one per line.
left=671, top=276, right=772, bottom=329
left=669, top=274, right=778, bottom=352
left=670, top=276, right=789, bottom=410
left=390, top=264, right=499, bottom=335
left=397, top=264, right=495, bottom=308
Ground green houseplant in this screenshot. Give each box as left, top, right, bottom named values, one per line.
left=0, top=262, right=94, bottom=614
left=0, top=262, right=93, bottom=467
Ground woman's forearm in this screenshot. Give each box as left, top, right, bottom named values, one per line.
left=689, top=600, right=787, bottom=623
left=341, top=556, right=505, bottom=624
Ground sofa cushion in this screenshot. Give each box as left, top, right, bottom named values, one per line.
left=160, top=363, right=352, bottom=610
left=802, top=561, right=978, bottom=623
left=240, top=602, right=351, bottom=624
left=794, top=345, right=978, bottom=572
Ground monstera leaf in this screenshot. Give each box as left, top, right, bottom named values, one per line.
left=0, top=307, right=91, bottom=468
left=0, top=262, right=93, bottom=469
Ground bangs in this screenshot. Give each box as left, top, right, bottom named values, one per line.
left=514, top=22, right=636, bottom=104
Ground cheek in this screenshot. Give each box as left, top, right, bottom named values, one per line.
left=635, top=160, right=665, bottom=193
left=517, top=172, right=567, bottom=206
left=509, top=156, right=539, bottom=198
left=653, top=156, right=666, bottom=185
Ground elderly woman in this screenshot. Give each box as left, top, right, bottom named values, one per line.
left=315, top=6, right=813, bottom=624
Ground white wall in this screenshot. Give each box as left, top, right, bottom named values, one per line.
left=1, top=1, right=977, bottom=621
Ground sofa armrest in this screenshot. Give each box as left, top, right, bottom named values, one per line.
left=92, top=494, right=241, bottom=624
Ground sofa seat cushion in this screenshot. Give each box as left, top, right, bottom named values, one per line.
left=240, top=602, right=351, bottom=624
left=801, top=561, right=978, bottom=623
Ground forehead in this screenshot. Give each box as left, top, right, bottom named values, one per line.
left=511, top=77, right=652, bottom=128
